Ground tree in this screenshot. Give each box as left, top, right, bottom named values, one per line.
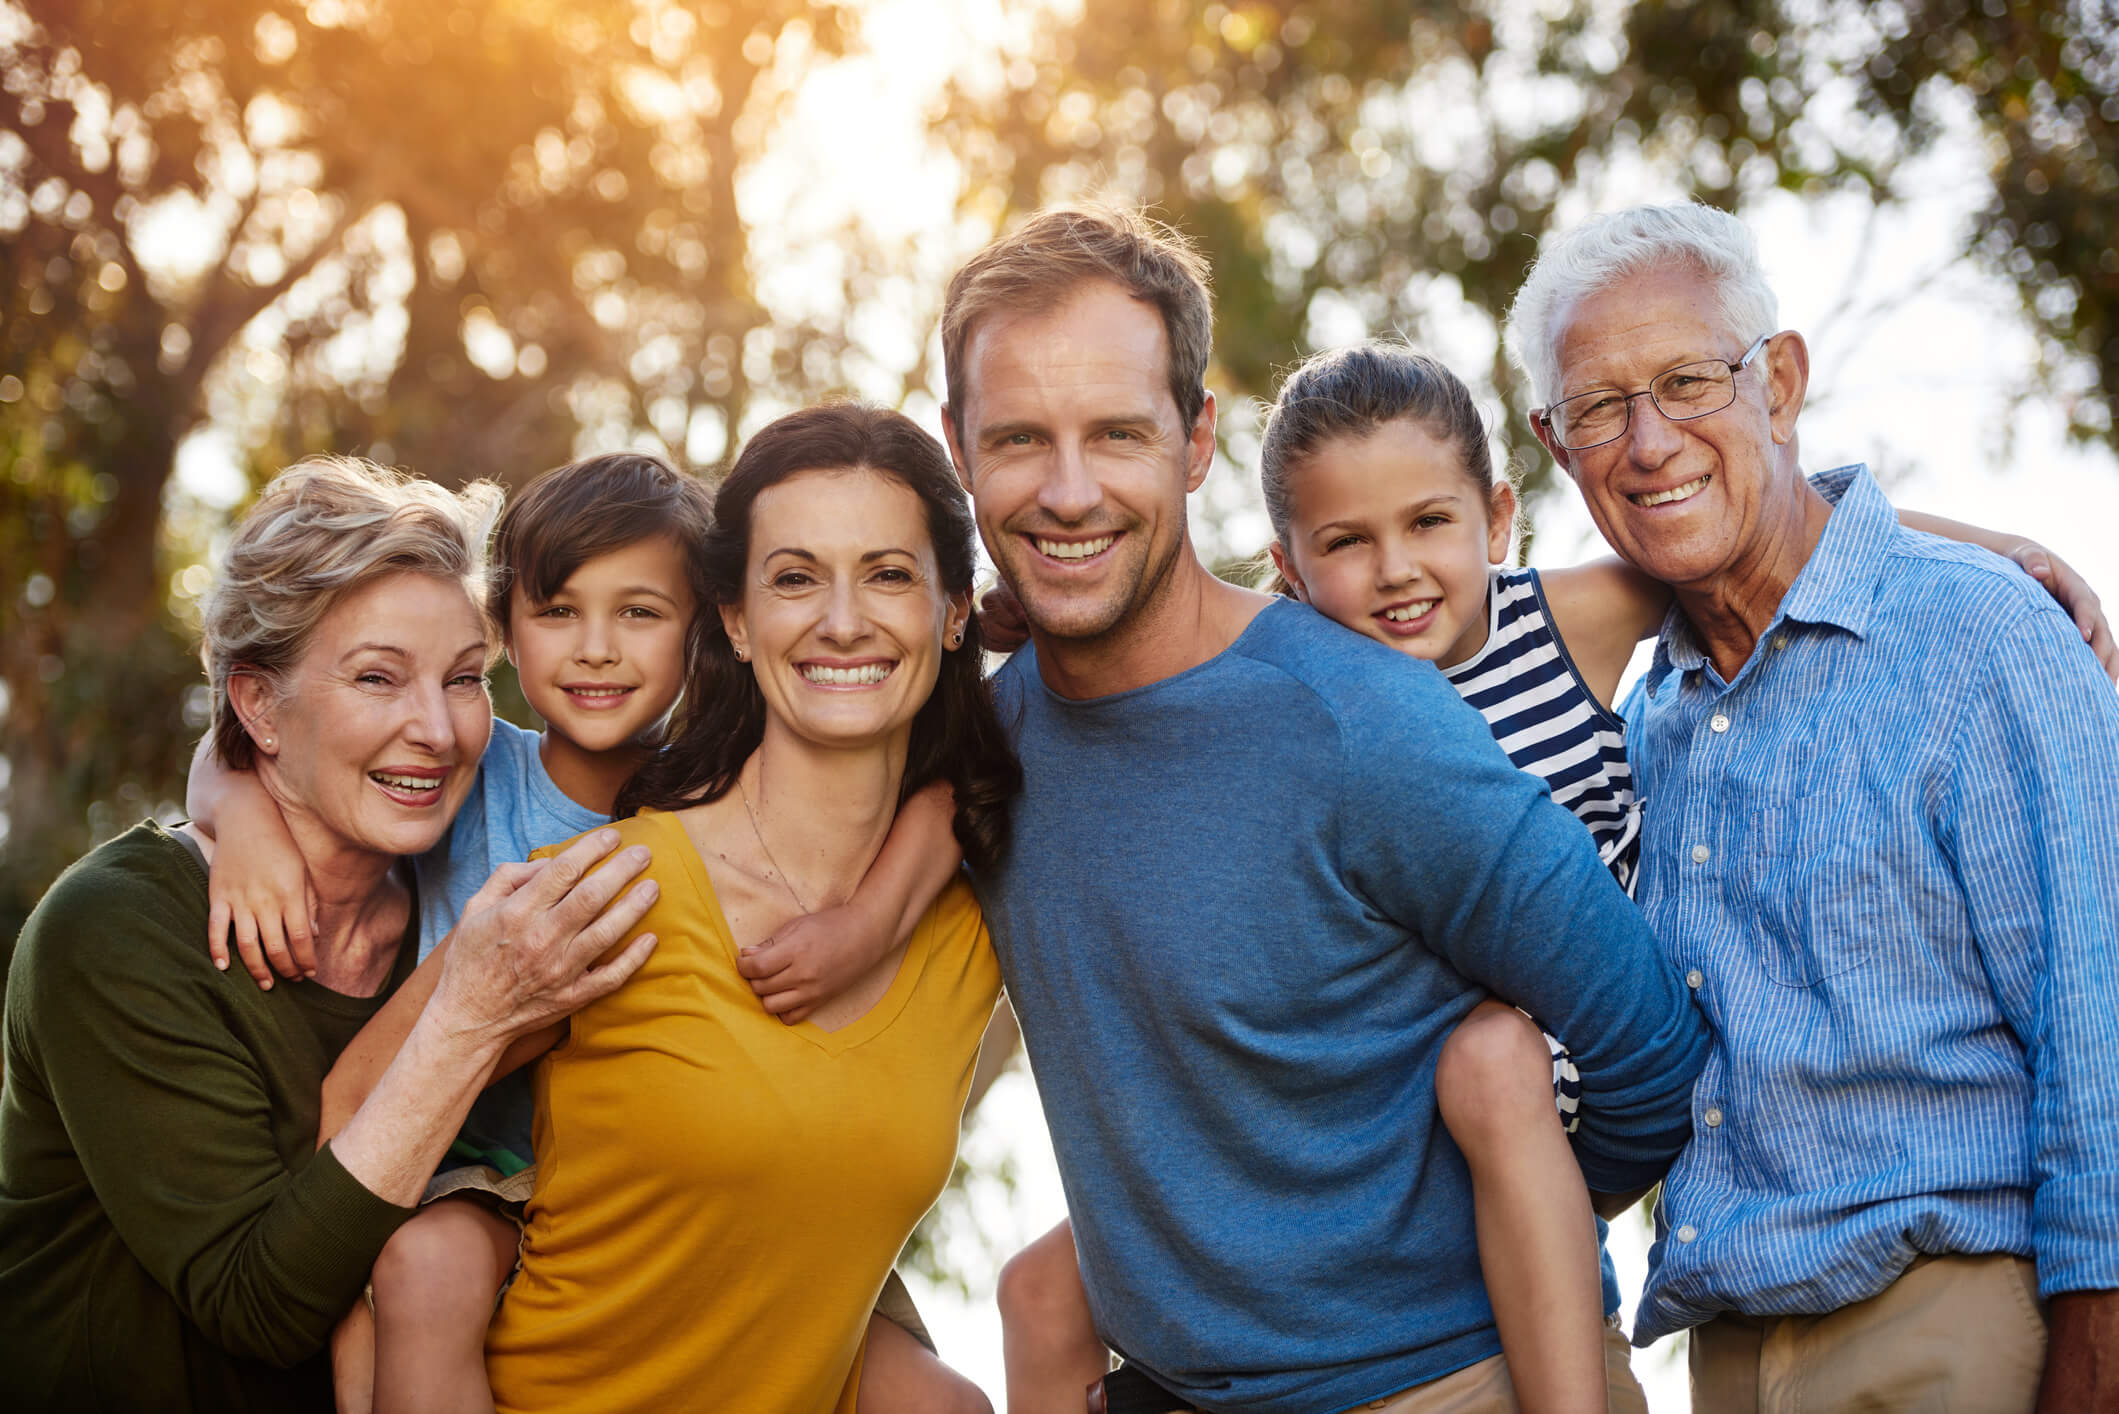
left=7, top=0, right=2112, bottom=942
left=935, top=0, right=1570, bottom=560
left=1617, top=0, right=2119, bottom=445
left=936, top=0, right=2118, bottom=572
left=0, top=0, right=887, bottom=938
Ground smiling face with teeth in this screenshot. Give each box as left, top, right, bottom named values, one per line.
left=720, top=467, right=967, bottom=757
left=946, top=280, right=1217, bottom=663
left=236, top=572, right=493, bottom=863
left=1268, top=416, right=1515, bottom=668
left=508, top=534, right=693, bottom=803
left=1534, top=266, right=1812, bottom=599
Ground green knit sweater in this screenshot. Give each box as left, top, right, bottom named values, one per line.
left=0, top=821, right=417, bottom=1412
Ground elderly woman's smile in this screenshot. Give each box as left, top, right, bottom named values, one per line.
left=252, top=571, right=494, bottom=862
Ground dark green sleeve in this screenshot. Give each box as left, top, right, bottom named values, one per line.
left=16, top=878, right=413, bottom=1367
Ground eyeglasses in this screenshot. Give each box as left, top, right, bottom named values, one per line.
left=1537, top=334, right=1773, bottom=451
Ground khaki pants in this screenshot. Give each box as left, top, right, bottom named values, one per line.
left=1140, top=1321, right=1647, bottom=1414
left=1688, top=1254, right=2047, bottom=1413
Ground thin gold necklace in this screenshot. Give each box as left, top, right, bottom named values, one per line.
left=736, top=763, right=816, bottom=914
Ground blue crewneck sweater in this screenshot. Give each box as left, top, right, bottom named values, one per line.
left=976, top=598, right=1706, bottom=1413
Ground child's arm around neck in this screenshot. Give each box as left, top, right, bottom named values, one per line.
left=735, top=780, right=962, bottom=1027
left=185, top=732, right=319, bottom=987
left=1534, top=559, right=1672, bottom=709
left=1535, top=498, right=2119, bottom=710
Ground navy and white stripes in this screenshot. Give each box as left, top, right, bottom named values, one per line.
left=1442, top=566, right=1641, bottom=894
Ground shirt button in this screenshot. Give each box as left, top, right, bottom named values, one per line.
left=1675, top=1224, right=1698, bottom=1243
left=1686, top=968, right=1704, bottom=989
left=1703, top=1107, right=1724, bottom=1128
left=1710, top=713, right=1730, bottom=733
left=1691, top=843, right=1711, bottom=864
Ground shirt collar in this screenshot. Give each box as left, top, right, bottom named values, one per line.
left=1645, top=463, right=1890, bottom=690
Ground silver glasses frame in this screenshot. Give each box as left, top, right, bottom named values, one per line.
left=1537, top=333, right=1774, bottom=452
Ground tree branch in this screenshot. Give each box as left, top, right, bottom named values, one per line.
left=177, top=199, right=362, bottom=405
left=3, top=86, right=153, bottom=300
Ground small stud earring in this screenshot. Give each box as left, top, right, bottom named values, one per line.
left=262, top=736, right=274, bottom=747
left=734, top=646, right=748, bottom=662
left=949, top=632, right=963, bottom=649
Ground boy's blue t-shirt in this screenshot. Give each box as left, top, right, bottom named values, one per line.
left=974, top=599, right=1708, bottom=1412
left=415, top=718, right=609, bottom=960
left=413, top=717, right=607, bottom=1172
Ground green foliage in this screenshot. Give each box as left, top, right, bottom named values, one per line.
left=936, top=0, right=2119, bottom=565
left=1618, top=0, right=2119, bottom=443
left=936, top=0, right=1630, bottom=546
left=0, top=0, right=877, bottom=926
left=3, top=0, right=2114, bottom=944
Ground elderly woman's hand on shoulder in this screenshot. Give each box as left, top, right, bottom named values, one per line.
left=323, top=828, right=659, bottom=1208
left=429, top=828, right=660, bottom=1048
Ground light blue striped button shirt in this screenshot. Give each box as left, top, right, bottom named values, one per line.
left=1627, top=464, right=2119, bottom=1344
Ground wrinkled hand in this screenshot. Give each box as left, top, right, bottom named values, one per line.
left=738, top=901, right=888, bottom=1026
left=431, top=829, right=660, bottom=1046
left=206, top=834, right=318, bottom=989
left=2012, top=542, right=2118, bottom=682
left=978, top=580, right=1030, bottom=654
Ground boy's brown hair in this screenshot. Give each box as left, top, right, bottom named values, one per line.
left=940, top=204, right=1216, bottom=436
left=488, top=452, right=712, bottom=634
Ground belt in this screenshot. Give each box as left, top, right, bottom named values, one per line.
left=1088, top=1364, right=1195, bottom=1414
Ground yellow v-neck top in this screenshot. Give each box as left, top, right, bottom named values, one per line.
left=485, top=808, right=1000, bottom=1414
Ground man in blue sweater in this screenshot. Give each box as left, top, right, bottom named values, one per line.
left=938, top=205, right=1708, bottom=1412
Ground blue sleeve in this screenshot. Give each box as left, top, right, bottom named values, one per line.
left=1943, top=606, right=2119, bottom=1297
left=414, top=719, right=533, bottom=955
left=1334, top=675, right=1709, bottom=1192
left=414, top=781, right=484, bottom=959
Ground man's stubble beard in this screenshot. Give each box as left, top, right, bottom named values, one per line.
left=1011, top=502, right=1191, bottom=654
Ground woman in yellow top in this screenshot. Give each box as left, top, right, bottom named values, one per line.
left=482, top=403, right=1019, bottom=1413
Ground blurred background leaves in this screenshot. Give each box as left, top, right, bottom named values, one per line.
left=2, top=0, right=2114, bottom=1021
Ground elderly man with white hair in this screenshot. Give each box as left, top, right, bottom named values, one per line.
left=1509, top=203, right=2119, bottom=1412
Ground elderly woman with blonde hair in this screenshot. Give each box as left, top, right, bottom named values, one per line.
left=0, top=456, right=659, bottom=1414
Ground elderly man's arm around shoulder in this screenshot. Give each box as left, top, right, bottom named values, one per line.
left=1946, top=604, right=2119, bottom=1412
left=1337, top=694, right=1710, bottom=1194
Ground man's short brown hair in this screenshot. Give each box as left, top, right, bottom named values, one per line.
left=941, top=204, right=1215, bottom=436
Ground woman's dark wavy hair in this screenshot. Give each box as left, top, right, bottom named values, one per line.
left=613, top=403, right=1020, bottom=869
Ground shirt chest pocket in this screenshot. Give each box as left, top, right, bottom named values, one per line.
left=1744, top=783, right=1889, bottom=988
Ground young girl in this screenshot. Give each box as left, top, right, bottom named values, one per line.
left=995, top=341, right=2112, bottom=1414
left=190, top=451, right=976, bottom=1414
